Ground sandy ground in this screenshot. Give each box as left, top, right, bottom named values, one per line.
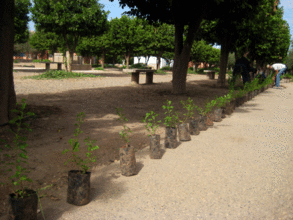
left=1, top=67, right=293, bottom=219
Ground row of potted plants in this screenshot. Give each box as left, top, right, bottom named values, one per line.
left=0, top=75, right=276, bottom=219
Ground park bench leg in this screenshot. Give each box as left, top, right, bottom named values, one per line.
left=131, top=72, right=139, bottom=84
left=146, top=72, right=153, bottom=84
left=45, top=63, right=50, bottom=71
left=57, top=63, right=62, bottom=70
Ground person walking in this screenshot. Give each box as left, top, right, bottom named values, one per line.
left=231, top=51, right=257, bottom=86
left=269, top=63, right=287, bottom=88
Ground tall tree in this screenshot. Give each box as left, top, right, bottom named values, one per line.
left=110, top=0, right=269, bottom=93
left=0, top=0, right=17, bottom=126
left=109, top=15, right=151, bottom=69
left=30, top=0, right=109, bottom=72
left=29, top=28, right=61, bottom=61
left=14, top=0, right=31, bottom=44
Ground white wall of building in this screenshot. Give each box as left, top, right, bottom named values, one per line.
left=134, top=56, right=174, bottom=69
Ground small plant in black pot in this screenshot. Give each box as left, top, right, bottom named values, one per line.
left=62, top=112, right=99, bottom=206
left=142, top=111, right=162, bottom=159
left=0, top=98, right=52, bottom=219
left=115, top=108, right=137, bottom=176
left=178, top=97, right=194, bottom=141
left=162, top=100, right=179, bottom=149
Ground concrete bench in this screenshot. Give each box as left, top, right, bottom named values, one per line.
left=123, top=69, right=156, bottom=85
left=39, top=62, right=62, bottom=71
left=204, top=70, right=216, bottom=79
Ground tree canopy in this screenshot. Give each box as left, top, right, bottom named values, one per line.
left=14, top=0, right=32, bottom=44
left=30, top=0, right=109, bottom=71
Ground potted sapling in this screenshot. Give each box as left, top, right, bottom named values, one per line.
left=162, top=100, right=179, bottom=149
left=62, top=112, right=99, bottom=206
left=213, top=95, right=225, bottom=121
left=0, top=98, right=52, bottom=219
left=115, top=108, right=137, bottom=176
left=204, top=98, right=217, bottom=126
left=189, top=102, right=201, bottom=136
left=142, top=111, right=162, bottom=159
left=178, top=97, right=194, bottom=141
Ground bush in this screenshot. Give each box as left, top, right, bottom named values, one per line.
left=130, top=63, right=147, bottom=69
left=94, top=67, right=104, bottom=70
left=187, top=69, right=197, bottom=74
left=21, top=70, right=105, bottom=80
left=14, top=60, right=19, bottom=63
left=32, top=60, right=42, bottom=63
left=155, top=69, right=168, bottom=75
left=161, top=66, right=172, bottom=71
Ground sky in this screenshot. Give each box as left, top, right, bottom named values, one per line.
left=28, top=0, right=293, bottom=50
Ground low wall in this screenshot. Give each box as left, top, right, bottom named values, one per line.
left=34, top=63, right=92, bottom=70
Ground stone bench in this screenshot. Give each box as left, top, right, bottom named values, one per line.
left=204, top=70, right=216, bottom=79
left=123, top=69, right=156, bottom=85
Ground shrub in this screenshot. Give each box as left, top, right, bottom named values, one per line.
left=14, top=60, right=19, bottom=63
left=130, top=63, right=147, bottom=69
left=155, top=69, right=168, bottom=75
left=95, top=67, right=104, bottom=70
left=161, top=66, right=172, bottom=71
left=21, top=70, right=105, bottom=80
left=32, top=60, right=42, bottom=63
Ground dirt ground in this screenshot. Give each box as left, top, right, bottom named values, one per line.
left=0, top=69, right=239, bottom=218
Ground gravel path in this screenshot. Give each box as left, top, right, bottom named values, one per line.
left=33, top=81, right=293, bottom=219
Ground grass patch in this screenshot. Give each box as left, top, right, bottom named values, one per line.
left=21, top=70, right=105, bottom=80
left=94, top=67, right=104, bottom=70
left=32, top=59, right=51, bottom=63
left=155, top=69, right=168, bottom=75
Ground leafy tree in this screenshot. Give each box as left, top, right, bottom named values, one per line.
left=190, top=40, right=215, bottom=72
left=110, top=0, right=269, bottom=93
left=241, top=2, right=291, bottom=76
left=108, top=15, right=152, bottom=69
left=14, top=31, right=39, bottom=59
left=30, top=0, right=109, bottom=72
left=14, top=0, right=32, bottom=44
left=144, top=22, right=175, bottom=70
left=29, top=28, right=61, bottom=61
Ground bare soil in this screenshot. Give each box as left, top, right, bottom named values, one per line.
left=0, top=69, right=239, bottom=218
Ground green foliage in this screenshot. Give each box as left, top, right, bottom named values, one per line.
left=160, top=66, right=172, bottom=71
left=214, top=95, right=227, bottom=108
left=180, top=97, right=195, bottom=123
left=29, top=29, right=61, bottom=57
left=62, top=112, right=99, bottom=174
left=0, top=99, right=35, bottom=198
left=130, top=63, right=148, bottom=69
left=95, top=67, right=104, bottom=70
left=162, top=100, right=179, bottom=128
left=14, top=0, right=32, bottom=44
left=21, top=70, right=105, bottom=80
left=30, top=0, right=110, bottom=72
left=14, top=60, right=20, bottom=63
left=155, top=69, right=168, bottom=74
left=115, top=108, right=132, bottom=145
left=32, top=59, right=41, bottom=63
left=142, top=111, right=161, bottom=136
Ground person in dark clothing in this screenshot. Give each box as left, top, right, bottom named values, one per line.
left=231, top=51, right=257, bottom=85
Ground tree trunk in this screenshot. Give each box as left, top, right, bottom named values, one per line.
left=172, top=18, right=203, bottom=94
left=125, top=52, right=131, bottom=69
left=67, top=51, right=73, bottom=73
left=102, top=50, right=106, bottom=69
left=156, top=51, right=164, bottom=70
left=0, top=0, right=17, bottom=126
left=217, top=35, right=231, bottom=87
left=235, top=50, right=239, bottom=61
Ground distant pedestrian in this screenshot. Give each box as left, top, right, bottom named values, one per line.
left=231, top=51, right=257, bottom=86
left=269, top=63, right=287, bottom=88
